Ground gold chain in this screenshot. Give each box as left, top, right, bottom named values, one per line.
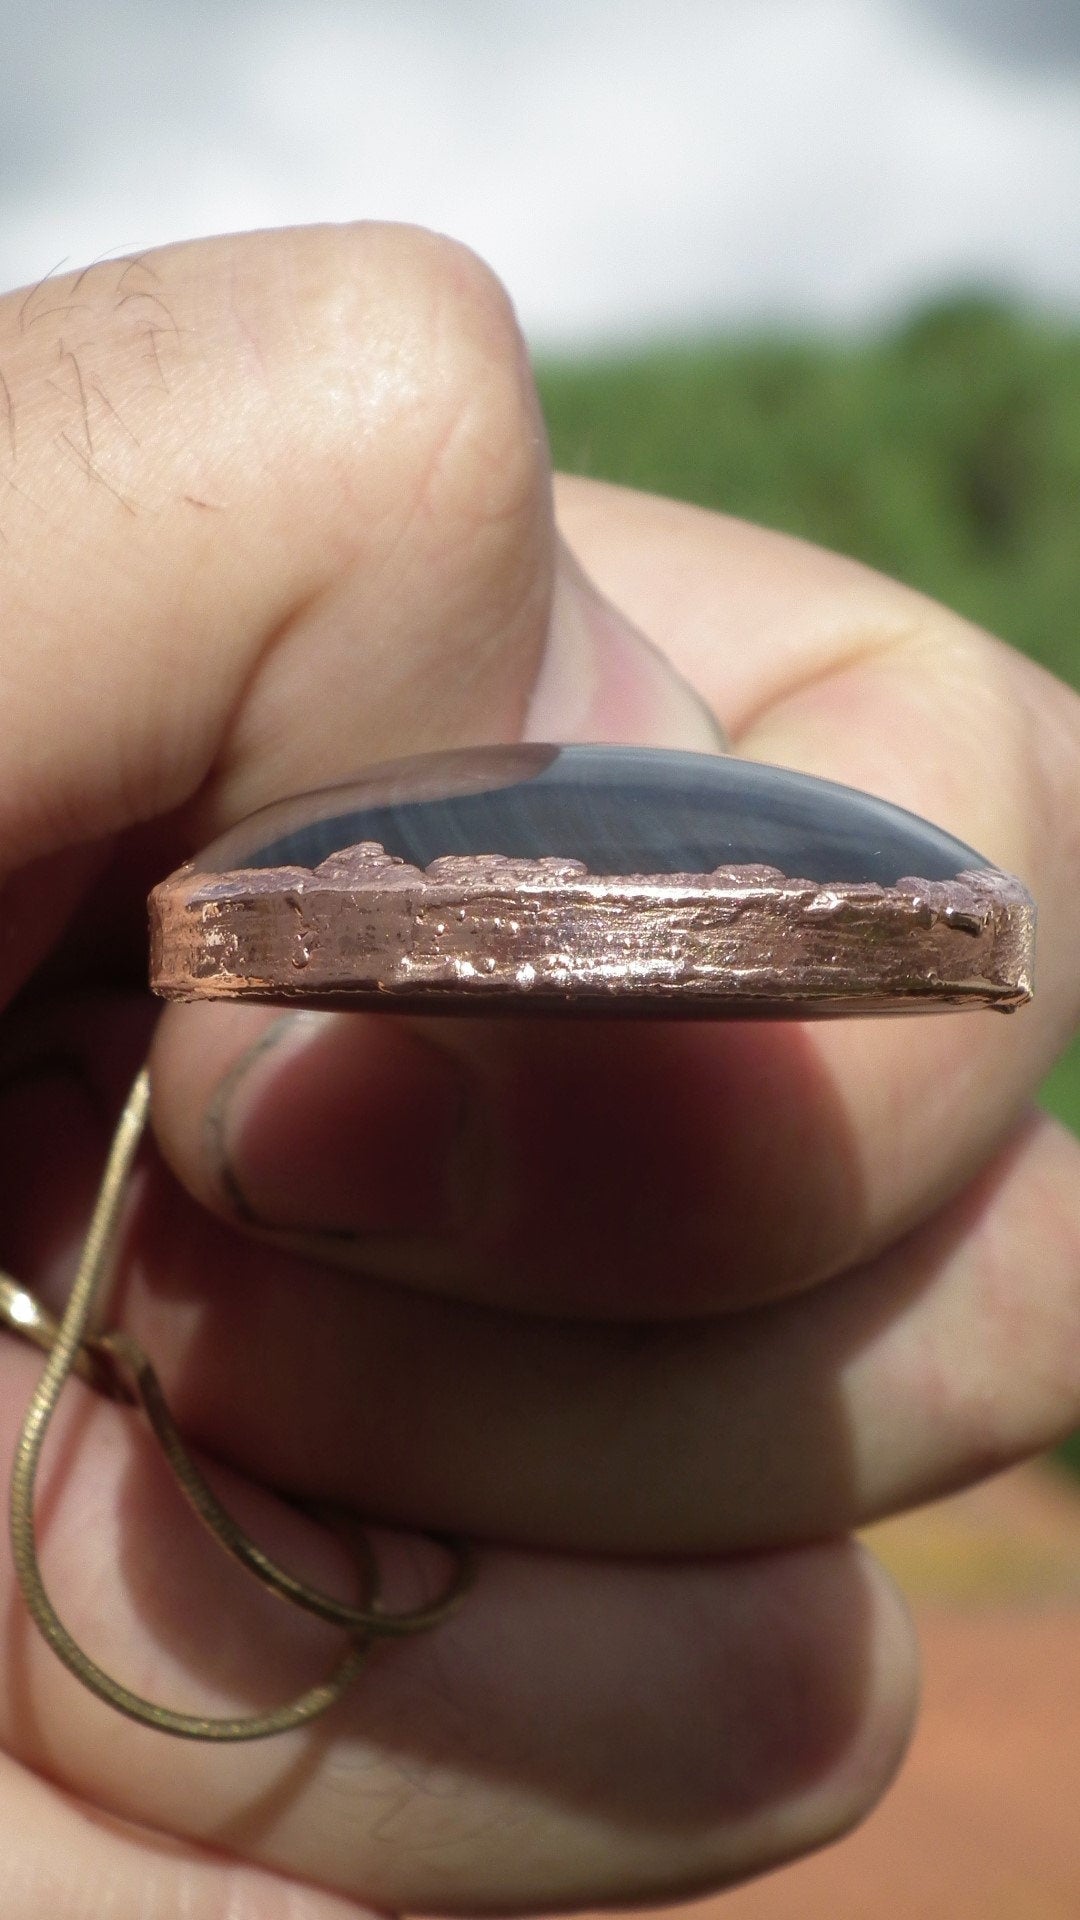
left=2, top=1067, right=474, bottom=1741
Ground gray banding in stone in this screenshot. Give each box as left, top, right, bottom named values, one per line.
left=196, top=744, right=991, bottom=888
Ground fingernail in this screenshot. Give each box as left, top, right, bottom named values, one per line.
left=206, top=1013, right=479, bottom=1238
left=525, top=541, right=729, bottom=751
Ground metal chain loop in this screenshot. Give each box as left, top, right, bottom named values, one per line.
left=2, top=1068, right=474, bottom=1741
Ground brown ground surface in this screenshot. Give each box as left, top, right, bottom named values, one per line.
left=588, top=1460, right=1080, bottom=1920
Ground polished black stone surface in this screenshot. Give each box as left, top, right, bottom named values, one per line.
left=198, top=744, right=990, bottom=886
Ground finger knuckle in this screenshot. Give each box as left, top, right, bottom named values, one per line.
left=283, top=222, right=545, bottom=543
left=0, top=227, right=544, bottom=542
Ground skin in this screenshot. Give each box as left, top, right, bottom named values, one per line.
left=0, top=221, right=1076, bottom=1915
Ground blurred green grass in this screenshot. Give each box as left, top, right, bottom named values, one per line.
left=539, top=295, right=1080, bottom=686
left=537, top=293, right=1080, bottom=1480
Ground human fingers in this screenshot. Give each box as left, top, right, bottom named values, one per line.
left=130, top=1109, right=1080, bottom=1553
left=5, top=224, right=1075, bottom=1329
left=3, top=1045, right=1076, bottom=1556
left=0, top=1007, right=917, bottom=1909
left=0, top=223, right=719, bottom=1321
left=0, top=1334, right=915, bottom=1913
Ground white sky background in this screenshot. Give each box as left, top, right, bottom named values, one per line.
left=0, top=0, right=1078, bottom=348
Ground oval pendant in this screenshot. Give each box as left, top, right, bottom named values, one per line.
left=149, top=744, right=1034, bottom=1018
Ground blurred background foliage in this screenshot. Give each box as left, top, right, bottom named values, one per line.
left=538, top=297, right=1080, bottom=1476
left=540, top=294, right=1080, bottom=689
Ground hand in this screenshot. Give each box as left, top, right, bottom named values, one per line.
left=0, top=223, right=1077, bottom=1918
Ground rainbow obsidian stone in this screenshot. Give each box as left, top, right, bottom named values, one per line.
left=150, top=744, right=1034, bottom=1018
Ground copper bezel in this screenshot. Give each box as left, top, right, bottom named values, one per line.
left=149, top=843, right=1035, bottom=1019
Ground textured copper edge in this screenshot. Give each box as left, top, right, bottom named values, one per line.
left=148, top=843, right=1035, bottom=1020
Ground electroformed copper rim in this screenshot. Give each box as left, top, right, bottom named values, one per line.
left=150, top=845, right=1035, bottom=1018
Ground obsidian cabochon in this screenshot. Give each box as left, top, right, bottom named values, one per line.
left=199, top=744, right=991, bottom=884
left=152, top=743, right=1031, bottom=1019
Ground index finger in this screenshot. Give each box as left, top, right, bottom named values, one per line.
left=0, top=223, right=554, bottom=1003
